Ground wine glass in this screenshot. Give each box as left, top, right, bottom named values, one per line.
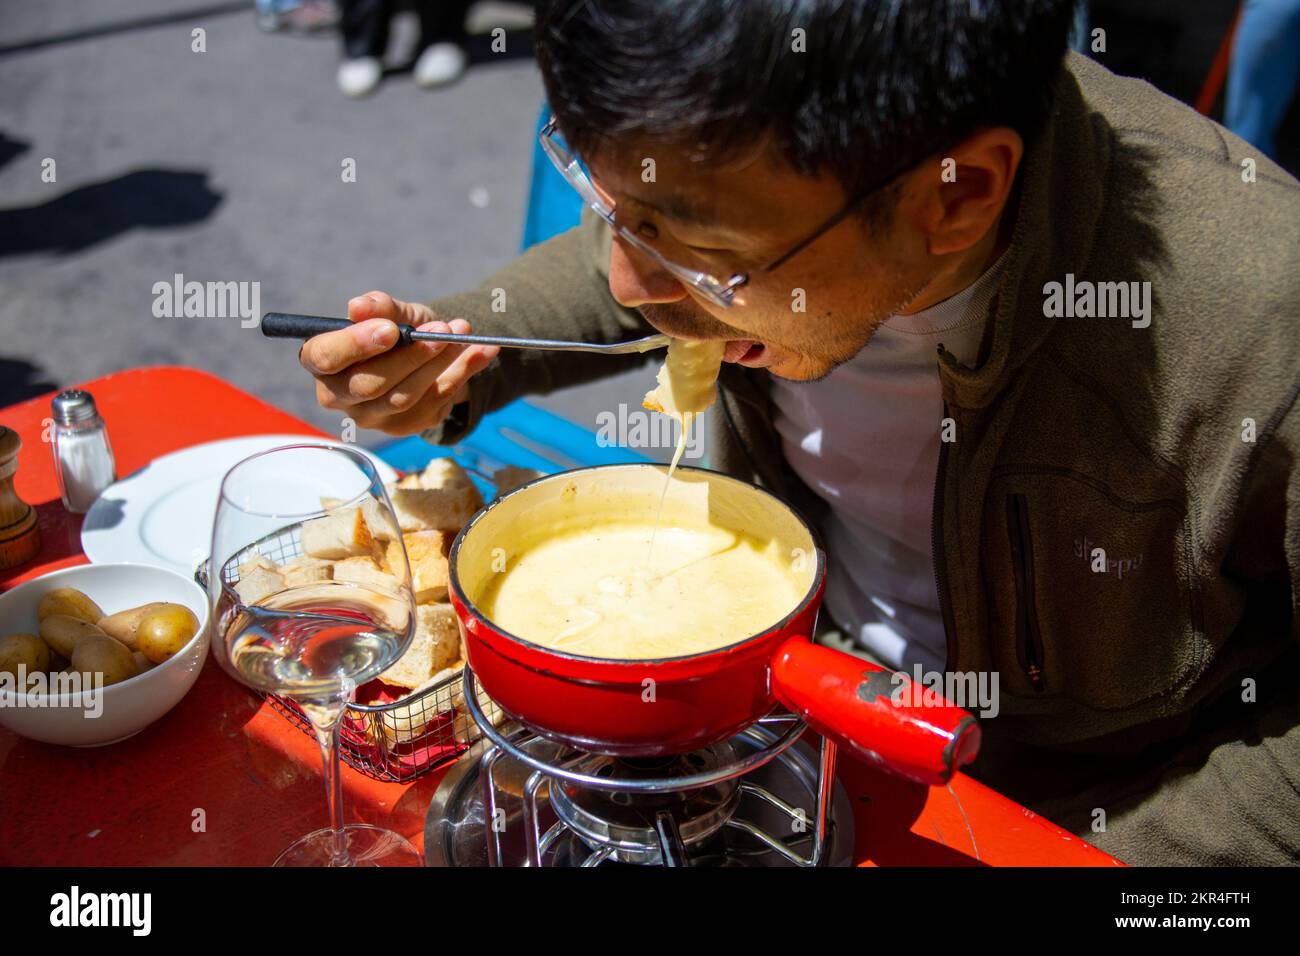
left=207, top=443, right=421, bottom=867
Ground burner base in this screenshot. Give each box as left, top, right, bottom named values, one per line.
left=424, top=722, right=855, bottom=868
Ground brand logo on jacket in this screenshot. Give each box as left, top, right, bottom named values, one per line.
left=1073, top=536, right=1144, bottom=579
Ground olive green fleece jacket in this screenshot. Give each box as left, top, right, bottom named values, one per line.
left=422, top=53, right=1300, bottom=866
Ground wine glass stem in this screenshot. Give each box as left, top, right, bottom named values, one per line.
left=310, top=708, right=351, bottom=866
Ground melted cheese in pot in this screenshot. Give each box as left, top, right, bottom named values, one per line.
left=478, top=522, right=804, bottom=659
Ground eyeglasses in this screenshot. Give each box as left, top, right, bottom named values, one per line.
left=539, top=116, right=919, bottom=309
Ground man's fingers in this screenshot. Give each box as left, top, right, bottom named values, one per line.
left=316, top=319, right=470, bottom=408
left=346, top=327, right=495, bottom=419
left=304, top=292, right=497, bottom=437
left=429, top=342, right=500, bottom=405
left=300, top=318, right=401, bottom=376
left=302, top=293, right=438, bottom=377
left=344, top=318, right=469, bottom=390
left=348, top=291, right=432, bottom=329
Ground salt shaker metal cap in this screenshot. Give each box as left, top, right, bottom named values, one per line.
left=50, top=388, right=117, bottom=514
left=52, top=389, right=99, bottom=425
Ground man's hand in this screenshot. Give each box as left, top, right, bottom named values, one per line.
left=299, top=291, right=500, bottom=436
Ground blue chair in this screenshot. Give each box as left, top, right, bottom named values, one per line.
left=376, top=400, right=653, bottom=495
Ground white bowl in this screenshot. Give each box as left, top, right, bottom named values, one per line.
left=0, top=563, right=210, bottom=746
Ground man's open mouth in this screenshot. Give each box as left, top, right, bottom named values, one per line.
left=723, top=340, right=767, bottom=365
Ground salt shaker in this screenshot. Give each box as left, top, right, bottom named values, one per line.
left=50, top=389, right=117, bottom=514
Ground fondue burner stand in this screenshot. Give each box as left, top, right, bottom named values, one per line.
left=425, top=670, right=855, bottom=867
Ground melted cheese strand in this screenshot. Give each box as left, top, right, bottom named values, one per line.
left=643, top=339, right=725, bottom=564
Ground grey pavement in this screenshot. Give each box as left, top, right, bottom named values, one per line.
left=0, top=0, right=666, bottom=457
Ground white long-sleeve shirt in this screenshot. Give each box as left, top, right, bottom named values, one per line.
left=770, top=253, right=1007, bottom=673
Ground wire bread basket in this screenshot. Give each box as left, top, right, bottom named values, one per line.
left=198, top=520, right=501, bottom=783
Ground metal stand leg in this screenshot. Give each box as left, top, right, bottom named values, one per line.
left=810, top=736, right=837, bottom=866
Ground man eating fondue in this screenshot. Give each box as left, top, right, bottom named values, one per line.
left=297, top=0, right=1300, bottom=866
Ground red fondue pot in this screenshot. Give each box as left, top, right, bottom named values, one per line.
left=449, top=464, right=979, bottom=786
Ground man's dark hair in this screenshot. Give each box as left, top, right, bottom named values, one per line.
left=536, top=0, right=1075, bottom=201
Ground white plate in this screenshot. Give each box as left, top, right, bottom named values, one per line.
left=81, top=435, right=398, bottom=575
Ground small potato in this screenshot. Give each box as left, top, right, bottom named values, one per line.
left=70, top=634, right=137, bottom=687
left=97, top=602, right=169, bottom=651
left=39, top=614, right=109, bottom=658
left=0, top=633, right=51, bottom=680
left=37, top=588, right=104, bottom=625
left=136, top=604, right=199, bottom=664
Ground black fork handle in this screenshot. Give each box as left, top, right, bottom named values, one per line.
left=260, top=312, right=417, bottom=345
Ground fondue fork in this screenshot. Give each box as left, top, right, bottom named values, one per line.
left=262, top=312, right=671, bottom=355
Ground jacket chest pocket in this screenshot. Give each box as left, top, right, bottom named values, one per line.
left=980, top=473, right=1204, bottom=710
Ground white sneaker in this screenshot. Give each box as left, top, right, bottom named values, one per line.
left=337, top=57, right=382, bottom=98
left=413, top=42, right=468, bottom=89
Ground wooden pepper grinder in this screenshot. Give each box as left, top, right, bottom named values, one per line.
left=0, top=425, right=41, bottom=569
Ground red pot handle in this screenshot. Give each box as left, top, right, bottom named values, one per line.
left=770, top=636, right=980, bottom=786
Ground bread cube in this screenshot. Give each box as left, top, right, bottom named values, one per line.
left=383, top=531, right=450, bottom=603
left=300, top=506, right=373, bottom=559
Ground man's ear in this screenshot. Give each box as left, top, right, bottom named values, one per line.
left=914, top=127, right=1023, bottom=257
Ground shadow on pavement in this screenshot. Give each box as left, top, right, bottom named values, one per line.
left=0, top=133, right=31, bottom=173
left=0, top=358, right=59, bottom=407
left=0, top=169, right=223, bottom=257
left=0, top=1, right=250, bottom=57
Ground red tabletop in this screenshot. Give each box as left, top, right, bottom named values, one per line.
left=0, top=366, right=1119, bottom=866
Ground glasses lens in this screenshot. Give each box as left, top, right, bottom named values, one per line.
left=539, top=120, right=738, bottom=308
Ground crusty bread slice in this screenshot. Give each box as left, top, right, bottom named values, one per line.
left=374, top=660, right=463, bottom=746
left=280, top=555, right=333, bottom=587
left=318, top=496, right=400, bottom=542
left=331, top=555, right=402, bottom=596
left=238, top=553, right=276, bottom=575
left=451, top=665, right=503, bottom=744
left=389, top=485, right=479, bottom=533
left=300, top=506, right=374, bottom=559
left=380, top=602, right=461, bottom=690
left=383, top=531, right=450, bottom=603
left=416, top=457, right=480, bottom=494
left=235, top=562, right=285, bottom=605
left=382, top=458, right=484, bottom=533
left=491, top=465, right=542, bottom=499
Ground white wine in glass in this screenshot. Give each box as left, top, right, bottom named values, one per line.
left=207, top=443, right=421, bottom=867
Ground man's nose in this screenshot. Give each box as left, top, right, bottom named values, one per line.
left=607, top=235, right=688, bottom=307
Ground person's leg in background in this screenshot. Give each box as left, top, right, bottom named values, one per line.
left=1225, top=0, right=1300, bottom=158
left=337, top=0, right=393, bottom=97
left=256, top=0, right=339, bottom=34
left=412, top=0, right=474, bottom=89
left=1067, top=0, right=1089, bottom=54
